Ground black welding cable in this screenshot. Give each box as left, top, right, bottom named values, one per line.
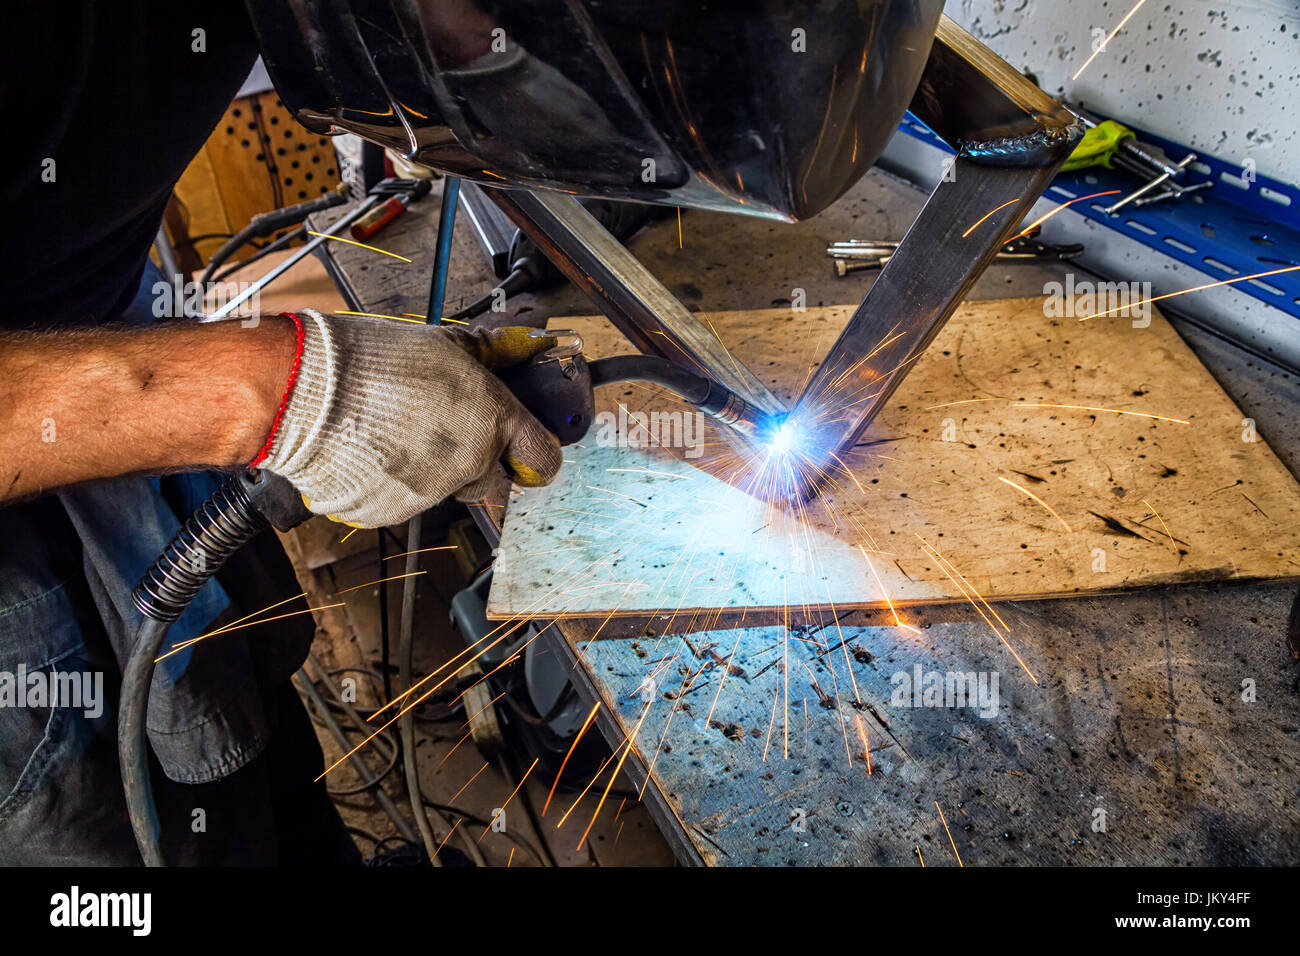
left=200, top=229, right=263, bottom=287
left=301, top=658, right=400, bottom=797
left=376, top=529, right=393, bottom=702
left=201, top=189, right=347, bottom=287
left=119, top=616, right=172, bottom=868
left=121, top=474, right=272, bottom=866
left=210, top=224, right=307, bottom=284
left=443, top=268, right=534, bottom=323
left=397, top=513, right=442, bottom=864
left=293, top=666, right=420, bottom=845
left=588, top=355, right=712, bottom=403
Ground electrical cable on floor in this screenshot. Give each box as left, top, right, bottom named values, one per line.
left=316, top=666, right=388, bottom=719
left=364, top=837, right=439, bottom=868
left=376, top=528, right=393, bottom=702
left=293, top=664, right=420, bottom=846
left=397, top=514, right=468, bottom=865
left=421, top=798, right=549, bottom=867
left=317, top=666, right=468, bottom=727
left=301, top=658, right=400, bottom=797
left=301, top=655, right=494, bottom=863
left=495, top=753, right=558, bottom=867
left=346, top=825, right=384, bottom=849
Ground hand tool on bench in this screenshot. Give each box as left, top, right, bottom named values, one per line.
left=348, top=177, right=431, bottom=241
left=828, top=229, right=1083, bottom=274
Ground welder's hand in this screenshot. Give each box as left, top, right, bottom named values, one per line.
left=442, top=40, right=648, bottom=178
left=256, top=309, right=562, bottom=527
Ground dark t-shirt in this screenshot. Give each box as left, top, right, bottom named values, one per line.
left=0, top=6, right=320, bottom=850
left=0, top=1, right=258, bottom=328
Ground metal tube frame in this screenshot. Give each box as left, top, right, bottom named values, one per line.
left=467, top=16, right=1085, bottom=869
left=483, top=17, right=1081, bottom=469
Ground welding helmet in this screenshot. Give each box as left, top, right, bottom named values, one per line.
left=247, top=0, right=944, bottom=221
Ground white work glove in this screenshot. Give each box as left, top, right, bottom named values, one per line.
left=256, top=309, right=561, bottom=527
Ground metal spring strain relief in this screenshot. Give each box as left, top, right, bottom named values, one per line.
left=132, top=478, right=266, bottom=623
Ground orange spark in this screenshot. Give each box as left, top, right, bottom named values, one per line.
left=447, top=762, right=490, bottom=806
left=333, top=571, right=424, bottom=596
left=936, top=800, right=964, bottom=866
left=1142, top=497, right=1178, bottom=556
left=158, top=603, right=343, bottom=662
left=1072, top=0, right=1149, bottom=81
left=997, top=475, right=1073, bottom=533
left=384, top=545, right=458, bottom=562
left=853, top=713, right=873, bottom=775
left=436, top=731, right=472, bottom=770
left=915, top=536, right=1036, bottom=682
left=431, top=818, right=461, bottom=863
left=543, top=702, right=601, bottom=816
left=961, top=198, right=1019, bottom=238
left=1012, top=402, right=1189, bottom=425
left=761, top=687, right=780, bottom=762
left=477, top=758, right=539, bottom=845
left=924, top=398, right=1001, bottom=410
left=857, top=545, right=920, bottom=634
left=307, top=232, right=412, bottom=262
left=400, top=311, right=470, bottom=325
left=1005, top=190, right=1121, bottom=243
left=575, top=705, right=651, bottom=851
left=1078, top=264, right=1300, bottom=321
left=177, top=591, right=305, bottom=641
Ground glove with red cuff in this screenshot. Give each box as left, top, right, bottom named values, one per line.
left=253, top=309, right=561, bottom=527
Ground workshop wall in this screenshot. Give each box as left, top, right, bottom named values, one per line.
left=168, top=90, right=340, bottom=273
left=946, top=0, right=1299, bottom=183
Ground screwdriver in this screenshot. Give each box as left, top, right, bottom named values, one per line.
left=349, top=179, right=431, bottom=242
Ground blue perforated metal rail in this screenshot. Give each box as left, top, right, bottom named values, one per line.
left=898, top=111, right=1300, bottom=320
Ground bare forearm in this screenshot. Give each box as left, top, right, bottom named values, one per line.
left=0, top=317, right=296, bottom=502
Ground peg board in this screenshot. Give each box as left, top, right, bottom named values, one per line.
left=171, top=91, right=340, bottom=268
left=488, top=297, right=1300, bottom=621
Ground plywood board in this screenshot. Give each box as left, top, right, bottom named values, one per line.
left=488, top=298, right=1300, bottom=620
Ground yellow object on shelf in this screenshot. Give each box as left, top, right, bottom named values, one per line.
left=1061, top=120, right=1134, bottom=171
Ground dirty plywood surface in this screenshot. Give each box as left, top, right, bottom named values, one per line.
left=315, top=170, right=1300, bottom=867
left=568, top=581, right=1300, bottom=866
left=489, top=298, right=1300, bottom=620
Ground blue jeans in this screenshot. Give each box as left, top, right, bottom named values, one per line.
left=0, top=261, right=354, bottom=864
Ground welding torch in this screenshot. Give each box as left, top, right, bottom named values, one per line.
left=496, top=330, right=778, bottom=446
left=118, top=329, right=772, bottom=864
